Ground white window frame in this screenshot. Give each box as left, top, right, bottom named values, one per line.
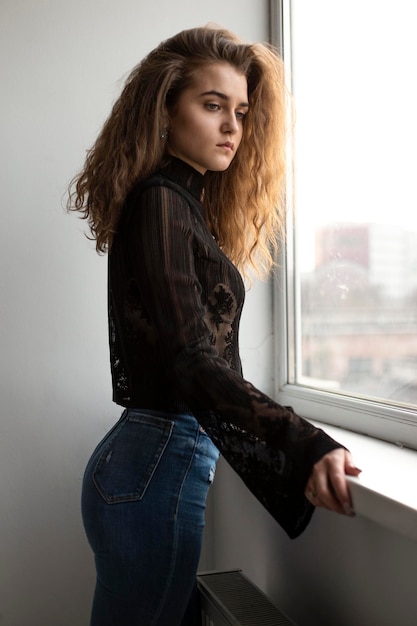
left=270, top=0, right=417, bottom=451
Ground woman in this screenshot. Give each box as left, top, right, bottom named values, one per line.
left=68, top=26, right=360, bottom=626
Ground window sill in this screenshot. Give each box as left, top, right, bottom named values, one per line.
left=312, top=422, right=417, bottom=542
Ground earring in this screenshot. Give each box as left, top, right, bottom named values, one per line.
left=161, top=130, right=168, bottom=140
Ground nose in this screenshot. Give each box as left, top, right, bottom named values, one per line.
left=221, top=114, right=239, bottom=135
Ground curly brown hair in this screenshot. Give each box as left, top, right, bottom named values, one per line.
left=67, top=26, right=288, bottom=276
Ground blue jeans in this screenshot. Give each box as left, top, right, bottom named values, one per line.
left=81, top=409, right=219, bottom=626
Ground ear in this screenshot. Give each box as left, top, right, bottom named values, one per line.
left=159, top=113, right=170, bottom=140
left=161, top=115, right=171, bottom=135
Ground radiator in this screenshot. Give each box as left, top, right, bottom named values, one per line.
left=197, top=570, right=297, bottom=626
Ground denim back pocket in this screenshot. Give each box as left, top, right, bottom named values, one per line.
left=93, top=413, right=174, bottom=504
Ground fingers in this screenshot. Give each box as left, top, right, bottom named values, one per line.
left=344, top=450, right=362, bottom=477
left=305, top=449, right=361, bottom=516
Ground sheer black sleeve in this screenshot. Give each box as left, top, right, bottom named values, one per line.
left=112, top=179, right=343, bottom=538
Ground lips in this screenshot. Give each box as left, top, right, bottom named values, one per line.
left=217, top=141, right=234, bottom=151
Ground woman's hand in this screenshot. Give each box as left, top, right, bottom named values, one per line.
left=305, top=449, right=361, bottom=516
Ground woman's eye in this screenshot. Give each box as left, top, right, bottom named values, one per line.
left=235, top=111, right=246, bottom=120
left=205, top=102, right=220, bottom=111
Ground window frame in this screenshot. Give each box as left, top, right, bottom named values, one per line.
left=270, top=0, right=417, bottom=451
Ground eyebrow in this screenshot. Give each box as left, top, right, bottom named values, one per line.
left=199, top=90, right=249, bottom=108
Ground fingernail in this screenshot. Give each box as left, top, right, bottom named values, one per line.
left=343, top=503, right=355, bottom=516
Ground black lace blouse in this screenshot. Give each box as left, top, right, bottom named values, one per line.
left=108, top=157, right=343, bottom=538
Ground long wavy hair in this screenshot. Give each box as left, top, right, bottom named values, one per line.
left=67, top=26, right=288, bottom=276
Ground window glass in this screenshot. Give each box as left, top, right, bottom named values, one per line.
left=287, top=0, right=417, bottom=409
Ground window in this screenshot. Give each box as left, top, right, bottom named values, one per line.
left=272, top=0, right=417, bottom=449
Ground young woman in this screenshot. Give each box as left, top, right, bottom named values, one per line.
left=68, top=26, right=360, bottom=626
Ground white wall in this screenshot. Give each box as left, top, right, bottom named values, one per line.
left=0, top=2, right=267, bottom=625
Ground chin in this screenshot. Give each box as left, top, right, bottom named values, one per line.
left=208, top=160, right=234, bottom=173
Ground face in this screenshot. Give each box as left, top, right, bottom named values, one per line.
left=166, top=63, right=249, bottom=175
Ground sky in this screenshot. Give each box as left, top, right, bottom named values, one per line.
left=287, top=0, right=417, bottom=270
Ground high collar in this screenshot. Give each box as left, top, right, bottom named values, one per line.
left=158, top=157, right=205, bottom=201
